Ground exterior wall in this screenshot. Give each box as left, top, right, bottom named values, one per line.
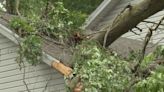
left=0, top=33, right=66, bottom=92
left=109, top=37, right=156, bottom=57
left=122, top=10, right=164, bottom=45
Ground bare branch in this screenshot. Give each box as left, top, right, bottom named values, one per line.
left=22, top=62, right=31, bottom=92
left=133, top=16, right=164, bottom=73
left=129, top=29, right=140, bottom=35
left=125, top=59, right=164, bottom=92
left=135, top=26, right=143, bottom=32
left=154, top=16, right=164, bottom=30
left=38, top=34, right=65, bottom=46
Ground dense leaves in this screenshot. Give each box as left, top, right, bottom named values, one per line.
left=135, top=66, right=164, bottom=92
left=72, top=41, right=131, bottom=92
left=70, top=43, right=164, bottom=92
left=19, top=35, right=42, bottom=65
left=9, top=1, right=95, bottom=65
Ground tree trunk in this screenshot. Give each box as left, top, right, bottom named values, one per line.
left=6, top=0, right=20, bottom=15
left=90, top=0, right=164, bottom=47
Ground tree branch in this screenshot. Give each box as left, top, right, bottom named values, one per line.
left=133, top=16, right=164, bottom=73
left=89, top=0, right=164, bottom=47
left=125, top=59, right=164, bottom=92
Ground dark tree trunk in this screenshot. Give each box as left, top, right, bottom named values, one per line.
left=89, top=0, right=164, bottom=47
left=6, top=0, right=20, bottom=15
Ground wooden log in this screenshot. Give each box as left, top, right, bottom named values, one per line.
left=52, top=60, right=72, bottom=76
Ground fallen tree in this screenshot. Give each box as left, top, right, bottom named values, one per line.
left=3, top=0, right=164, bottom=92
left=90, top=0, right=164, bottom=47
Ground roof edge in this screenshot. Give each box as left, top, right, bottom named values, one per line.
left=83, top=0, right=121, bottom=30
left=0, top=24, right=58, bottom=67
left=0, top=24, right=19, bottom=44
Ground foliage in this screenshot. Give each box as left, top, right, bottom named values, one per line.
left=10, top=17, right=42, bottom=65
left=19, top=35, right=42, bottom=65
left=9, top=0, right=102, bottom=66
left=72, top=41, right=131, bottom=92
left=126, top=45, right=164, bottom=92
left=134, top=66, right=164, bottom=92
left=133, top=45, right=164, bottom=92
left=70, top=43, right=164, bottom=92
left=62, top=0, right=103, bottom=14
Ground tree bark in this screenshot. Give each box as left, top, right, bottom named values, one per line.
left=90, top=0, right=164, bottom=47
left=6, top=0, right=20, bottom=15
left=3, top=0, right=164, bottom=68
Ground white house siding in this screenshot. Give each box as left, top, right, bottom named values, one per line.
left=122, top=10, right=164, bottom=45
left=0, top=33, right=66, bottom=92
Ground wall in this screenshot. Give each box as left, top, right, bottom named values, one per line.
left=0, top=33, right=66, bottom=92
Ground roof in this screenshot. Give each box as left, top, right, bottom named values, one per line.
left=0, top=1, right=143, bottom=65
left=0, top=0, right=121, bottom=66
left=2, top=0, right=164, bottom=65
left=83, top=0, right=121, bottom=30
left=0, top=12, right=73, bottom=68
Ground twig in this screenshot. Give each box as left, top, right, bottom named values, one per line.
left=129, top=29, right=140, bottom=35
left=141, top=59, right=164, bottom=78
left=125, top=59, right=164, bottom=92
left=103, top=4, right=132, bottom=47
left=11, top=31, right=30, bottom=92
left=41, top=0, right=50, bottom=19
left=103, top=27, right=111, bottom=47
left=133, top=16, right=164, bottom=73
left=135, top=26, right=143, bottom=32
left=154, top=16, right=164, bottom=30
left=124, top=78, right=140, bottom=92
left=133, top=28, right=153, bottom=74
left=86, top=30, right=107, bottom=37
left=38, top=34, right=65, bottom=46
left=22, top=62, right=31, bottom=92
left=42, top=74, right=52, bottom=92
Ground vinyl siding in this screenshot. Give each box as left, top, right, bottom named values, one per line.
left=122, top=13, right=164, bottom=45
left=0, top=33, right=66, bottom=92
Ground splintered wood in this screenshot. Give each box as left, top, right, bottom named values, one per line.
left=52, top=61, right=72, bottom=76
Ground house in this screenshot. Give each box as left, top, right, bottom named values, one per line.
left=0, top=0, right=163, bottom=92
left=0, top=14, right=68, bottom=92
